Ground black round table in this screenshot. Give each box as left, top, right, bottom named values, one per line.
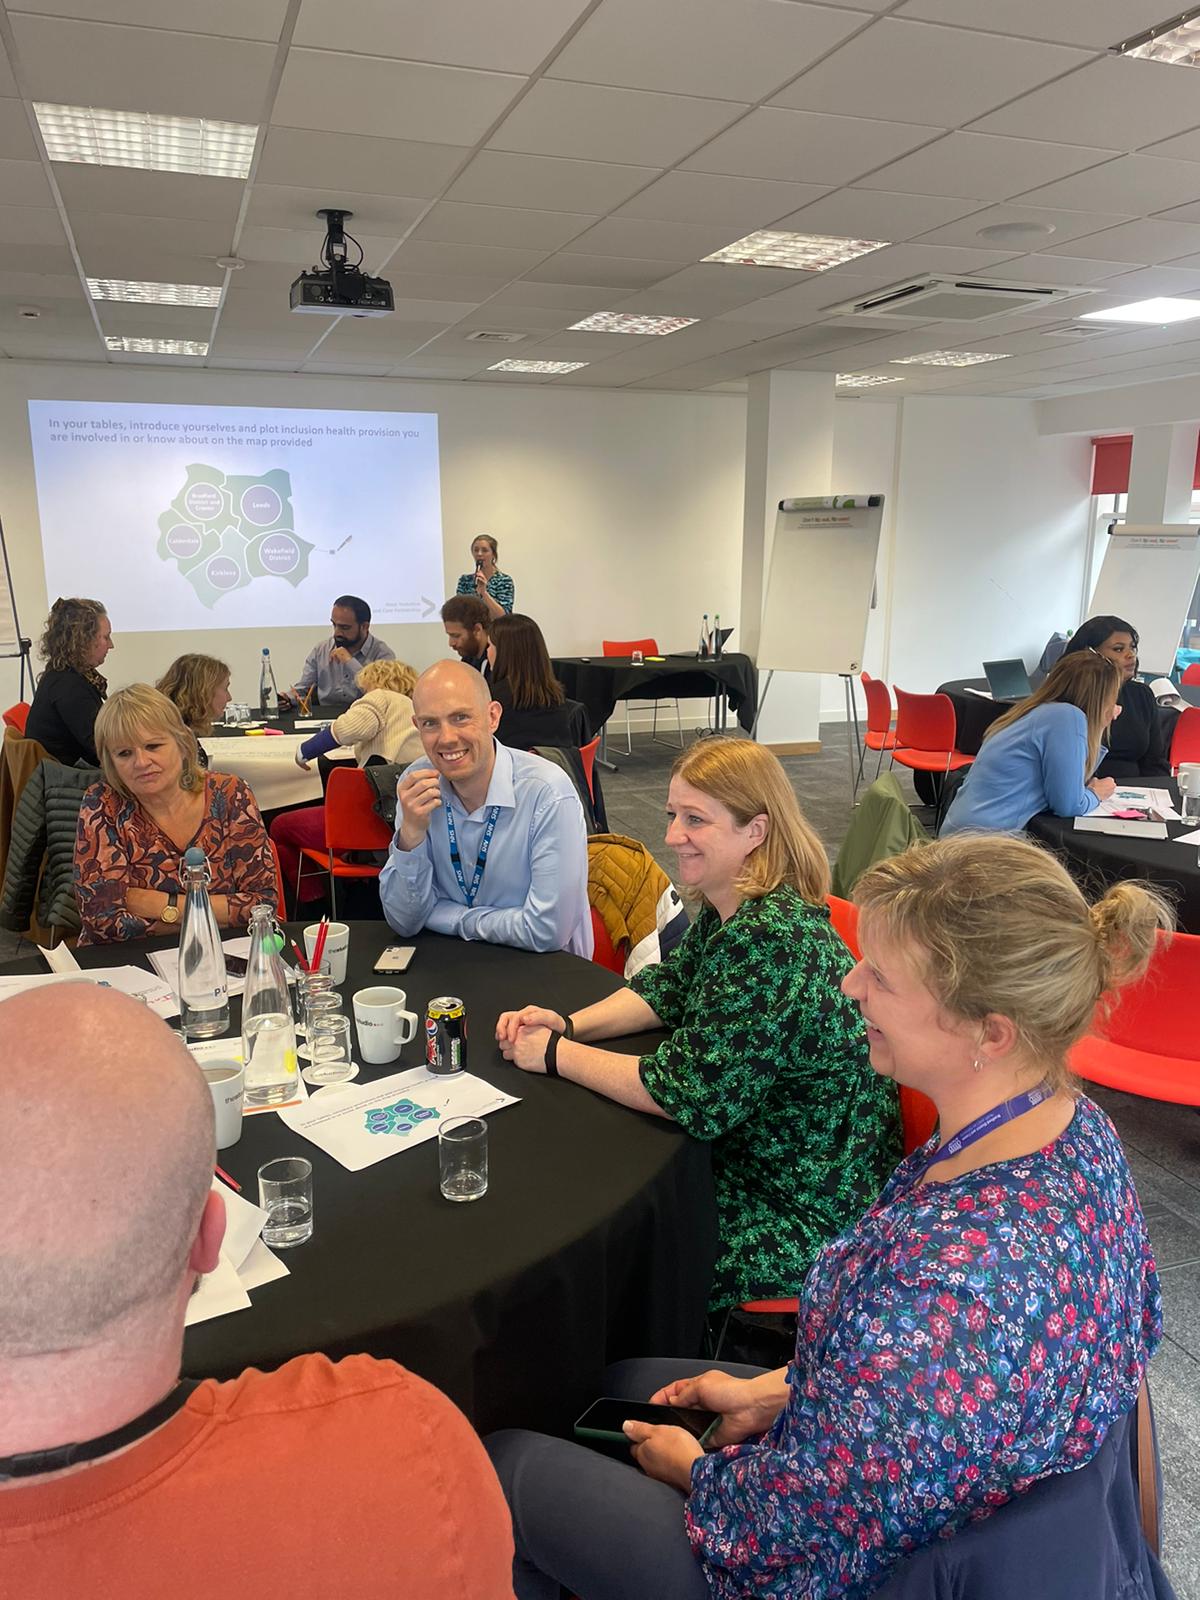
left=1027, top=787, right=1200, bottom=935
left=551, top=653, right=758, bottom=738
left=64, top=925, right=718, bottom=1435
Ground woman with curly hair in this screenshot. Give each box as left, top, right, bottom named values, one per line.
left=26, top=597, right=113, bottom=765
left=156, top=654, right=232, bottom=769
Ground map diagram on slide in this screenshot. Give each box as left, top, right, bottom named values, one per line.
left=156, top=465, right=313, bottom=608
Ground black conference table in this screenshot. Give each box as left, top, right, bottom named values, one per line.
left=49, top=925, right=717, bottom=1437
left=1027, top=783, right=1200, bottom=936
left=552, top=653, right=758, bottom=749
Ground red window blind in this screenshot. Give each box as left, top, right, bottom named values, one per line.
left=1091, top=432, right=1200, bottom=494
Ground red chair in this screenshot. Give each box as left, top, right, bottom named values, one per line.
left=826, top=892, right=861, bottom=958
left=579, top=735, right=599, bottom=803
left=889, top=689, right=973, bottom=781
left=2, top=702, right=29, bottom=734
left=856, top=672, right=899, bottom=792
left=1169, top=706, right=1200, bottom=772
left=1068, top=929, right=1200, bottom=1105
left=589, top=906, right=626, bottom=975
left=296, top=766, right=393, bottom=917
left=601, top=636, right=682, bottom=754
left=1181, top=663, right=1200, bottom=686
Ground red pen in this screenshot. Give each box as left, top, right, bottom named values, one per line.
left=214, top=1165, right=242, bottom=1193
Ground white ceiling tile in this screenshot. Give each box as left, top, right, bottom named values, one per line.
left=53, top=165, right=243, bottom=223
left=10, top=0, right=291, bottom=37
left=562, top=216, right=741, bottom=261
left=274, top=51, right=524, bottom=144
left=897, top=0, right=1185, bottom=49
left=970, top=57, right=1200, bottom=151
left=411, top=202, right=595, bottom=250
left=0, top=159, right=54, bottom=208
left=488, top=280, right=622, bottom=310
left=619, top=262, right=788, bottom=312
left=779, top=188, right=982, bottom=241
left=456, top=305, right=571, bottom=331
left=69, top=212, right=230, bottom=263
left=832, top=241, right=1022, bottom=281
left=385, top=271, right=506, bottom=301
left=300, top=361, right=396, bottom=375
left=717, top=273, right=877, bottom=323
left=523, top=252, right=680, bottom=288
left=0, top=99, right=39, bottom=161
left=1044, top=217, right=1200, bottom=264
left=390, top=239, right=548, bottom=277
left=1154, top=199, right=1200, bottom=224
left=0, top=242, right=76, bottom=275
left=245, top=185, right=427, bottom=234
left=965, top=253, right=1132, bottom=285
left=384, top=298, right=482, bottom=323
left=548, top=0, right=863, bottom=101
left=10, top=16, right=276, bottom=122
left=910, top=203, right=1130, bottom=248
left=1015, top=154, right=1200, bottom=213
left=293, top=0, right=590, bottom=72
left=1141, top=127, right=1200, bottom=164
left=859, top=132, right=1117, bottom=200
left=312, top=317, right=450, bottom=355
left=488, top=80, right=744, bottom=167
left=683, top=107, right=942, bottom=185
left=447, top=150, right=657, bottom=211
left=258, top=128, right=469, bottom=197
left=774, top=19, right=1089, bottom=128
left=1087, top=265, right=1200, bottom=295
left=0, top=271, right=84, bottom=302
left=0, top=40, right=16, bottom=98
left=237, top=223, right=400, bottom=267
left=614, top=171, right=830, bottom=228
left=207, top=357, right=302, bottom=370
left=0, top=206, right=67, bottom=247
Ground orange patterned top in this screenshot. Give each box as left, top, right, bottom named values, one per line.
left=74, top=772, right=277, bottom=946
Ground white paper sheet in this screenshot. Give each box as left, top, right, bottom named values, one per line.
left=41, top=942, right=80, bottom=972
left=279, top=1065, right=520, bottom=1172
left=185, top=1180, right=291, bottom=1326
left=1075, top=816, right=1169, bottom=839
left=185, top=1252, right=251, bottom=1326
left=1173, top=827, right=1200, bottom=845
left=293, top=719, right=333, bottom=730
left=0, top=965, right=177, bottom=1017
left=1093, top=785, right=1181, bottom=821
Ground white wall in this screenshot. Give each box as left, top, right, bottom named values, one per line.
left=0, top=362, right=745, bottom=712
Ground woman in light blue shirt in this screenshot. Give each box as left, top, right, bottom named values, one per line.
left=942, top=651, right=1120, bottom=836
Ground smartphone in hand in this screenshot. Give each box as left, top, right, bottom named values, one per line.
left=574, top=1398, right=720, bottom=1447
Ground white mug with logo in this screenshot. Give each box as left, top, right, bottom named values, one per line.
left=304, top=922, right=350, bottom=986
left=353, top=986, right=419, bottom=1066
left=202, top=1059, right=245, bottom=1150
left=1178, top=762, right=1200, bottom=821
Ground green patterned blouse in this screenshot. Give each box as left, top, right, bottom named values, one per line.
left=632, top=885, right=901, bottom=1309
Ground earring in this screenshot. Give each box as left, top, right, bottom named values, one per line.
left=972, top=1057, right=984, bottom=1073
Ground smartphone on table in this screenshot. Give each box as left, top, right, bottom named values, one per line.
left=574, top=1398, right=720, bottom=1447
left=374, top=944, right=416, bottom=975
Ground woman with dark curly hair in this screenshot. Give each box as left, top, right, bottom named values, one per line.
left=156, top=653, right=232, bottom=769
left=26, top=597, right=113, bottom=765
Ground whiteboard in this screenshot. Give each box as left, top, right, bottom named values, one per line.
left=1090, top=523, right=1200, bottom=675
left=758, top=495, right=883, bottom=675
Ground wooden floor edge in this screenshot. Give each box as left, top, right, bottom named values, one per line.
left=763, top=740, right=822, bottom=755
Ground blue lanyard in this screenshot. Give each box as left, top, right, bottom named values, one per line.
left=924, top=1079, right=1054, bottom=1173
left=445, top=802, right=501, bottom=908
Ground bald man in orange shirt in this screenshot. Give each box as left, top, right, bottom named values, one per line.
left=0, top=987, right=515, bottom=1599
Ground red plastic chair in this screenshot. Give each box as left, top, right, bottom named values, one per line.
left=857, top=672, right=899, bottom=790
left=589, top=906, right=626, bottom=975
left=1169, top=706, right=1200, bottom=772
left=1181, top=663, right=1200, bottom=686
left=601, top=636, right=682, bottom=754
left=296, top=766, right=394, bottom=917
left=889, top=689, right=973, bottom=779
left=579, top=735, right=599, bottom=802
left=826, top=892, right=862, bottom=958
left=1068, top=929, right=1200, bottom=1104
left=2, top=702, right=29, bottom=734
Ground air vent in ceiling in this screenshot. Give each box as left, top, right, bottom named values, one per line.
left=465, top=330, right=526, bottom=343
left=825, top=275, right=1093, bottom=323
left=1038, top=324, right=1110, bottom=340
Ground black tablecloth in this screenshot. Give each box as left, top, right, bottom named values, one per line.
left=552, top=654, right=758, bottom=735
left=936, top=679, right=1015, bottom=758
left=1027, top=788, right=1200, bottom=936
left=55, top=927, right=718, bottom=1435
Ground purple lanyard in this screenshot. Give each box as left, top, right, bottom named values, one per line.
left=924, top=1079, right=1054, bottom=1173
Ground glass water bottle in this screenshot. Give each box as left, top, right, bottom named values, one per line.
left=178, top=846, right=229, bottom=1040
left=241, top=904, right=299, bottom=1108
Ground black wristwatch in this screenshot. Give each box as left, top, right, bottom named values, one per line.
left=161, top=891, right=181, bottom=926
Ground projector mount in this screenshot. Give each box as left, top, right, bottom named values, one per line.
left=315, top=208, right=364, bottom=281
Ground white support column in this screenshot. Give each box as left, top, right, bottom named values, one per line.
left=740, top=369, right=835, bottom=750
left=1127, top=423, right=1197, bottom=526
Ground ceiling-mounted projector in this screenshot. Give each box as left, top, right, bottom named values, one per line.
left=289, top=208, right=394, bottom=318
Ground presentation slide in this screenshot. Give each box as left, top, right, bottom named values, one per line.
left=27, top=401, right=444, bottom=633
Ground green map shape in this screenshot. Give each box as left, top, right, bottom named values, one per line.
left=157, top=465, right=313, bottom=609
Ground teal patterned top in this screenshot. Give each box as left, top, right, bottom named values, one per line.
left=632, top=885, right=901, bottom=1309
left=456, top=570, right=515, bottom=613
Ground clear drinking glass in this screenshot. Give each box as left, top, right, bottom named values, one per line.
left=439, top=1116, right=488, bottom=1203
left=258, top=1156, right=313, bottom=1247
left=300, top=991, right=342, bottom=1057
left=302, top=1014, right=356, bottom=1085
left=630, top=649, right=644, bottom=666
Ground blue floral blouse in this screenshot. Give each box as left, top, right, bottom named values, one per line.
left=685, top=1095, right=1162, bottom=1599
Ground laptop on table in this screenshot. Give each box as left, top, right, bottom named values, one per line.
left=982, top=658, right=1033, bottom=700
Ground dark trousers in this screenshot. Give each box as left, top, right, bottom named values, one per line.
left=486, top=1356, right=763, bottom=1600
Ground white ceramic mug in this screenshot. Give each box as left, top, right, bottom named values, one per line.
left=353, top=986, right=419, bottom=1066
left=304, top=921, right=349, bottom=985
left=202, top=1059, right=245, bottom=1150
left=1177, top=762, right=1200, bottom=798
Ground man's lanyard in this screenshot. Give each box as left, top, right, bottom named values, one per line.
left=0, top=1381, right=198, bottom=1481
left=445, top=802, right=501, bottom=908
left=924, top=1079, right=1054, bottom=1174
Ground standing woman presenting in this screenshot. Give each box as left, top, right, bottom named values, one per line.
left=456, top=534, right=514, bottom=620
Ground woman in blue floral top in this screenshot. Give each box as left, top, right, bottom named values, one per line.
left=488, top=834, right=1168, bottom=1599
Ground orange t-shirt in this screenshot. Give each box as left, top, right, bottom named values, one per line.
left=0, top=1353, right=515, bottom=1599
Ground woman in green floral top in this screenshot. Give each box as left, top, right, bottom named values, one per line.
left=497, top=736, right=900, bottom=1314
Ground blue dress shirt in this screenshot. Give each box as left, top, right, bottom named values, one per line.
left=293, top=632, right=395, bottom=707
left=941, top=702, right=1103, bottom=835
left=379, top=740, right=592, bottom=956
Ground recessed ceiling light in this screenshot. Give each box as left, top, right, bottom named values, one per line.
left=1115, top=8, right=1200, bottom=66
left=701, top=231, right=890, bottom=272
left=892, top=350, right=1010, bottom=367
left=105, top=336, right=208, bottom=356
left=568, top=312, right=699, bottom=335
left=34, top=102, right=257, bottom=178
left=87, top=278, right=222, bottom=308
left=487, top=359, right=588, bottom=374
left=1078, top=296, right=1200, bottom=324
left=836, top=372, right=904, bottom=388
left=977, top=220, right=1057, bottom=243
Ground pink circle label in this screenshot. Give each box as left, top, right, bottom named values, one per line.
left=260, top=534, right=300, bottom=574
left=185, top=483, right=223, bottom=521
left=206, top=557, right=240, bottom=591
left=241, top=485, right=283, bottom=526
left=165, top=523, right=202, bottom=558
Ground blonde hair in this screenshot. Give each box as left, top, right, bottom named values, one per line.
left=670, top=736, right=830, bottom=904
left=94, top=685, right=202, bottom=800
left=357, top=657, right=418, bottom=697
left=854, top=834, right=1174, bottom=1089
left=155, top=654, right=230, bottom=737
left=985, top=650, right=1121, bottom=776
